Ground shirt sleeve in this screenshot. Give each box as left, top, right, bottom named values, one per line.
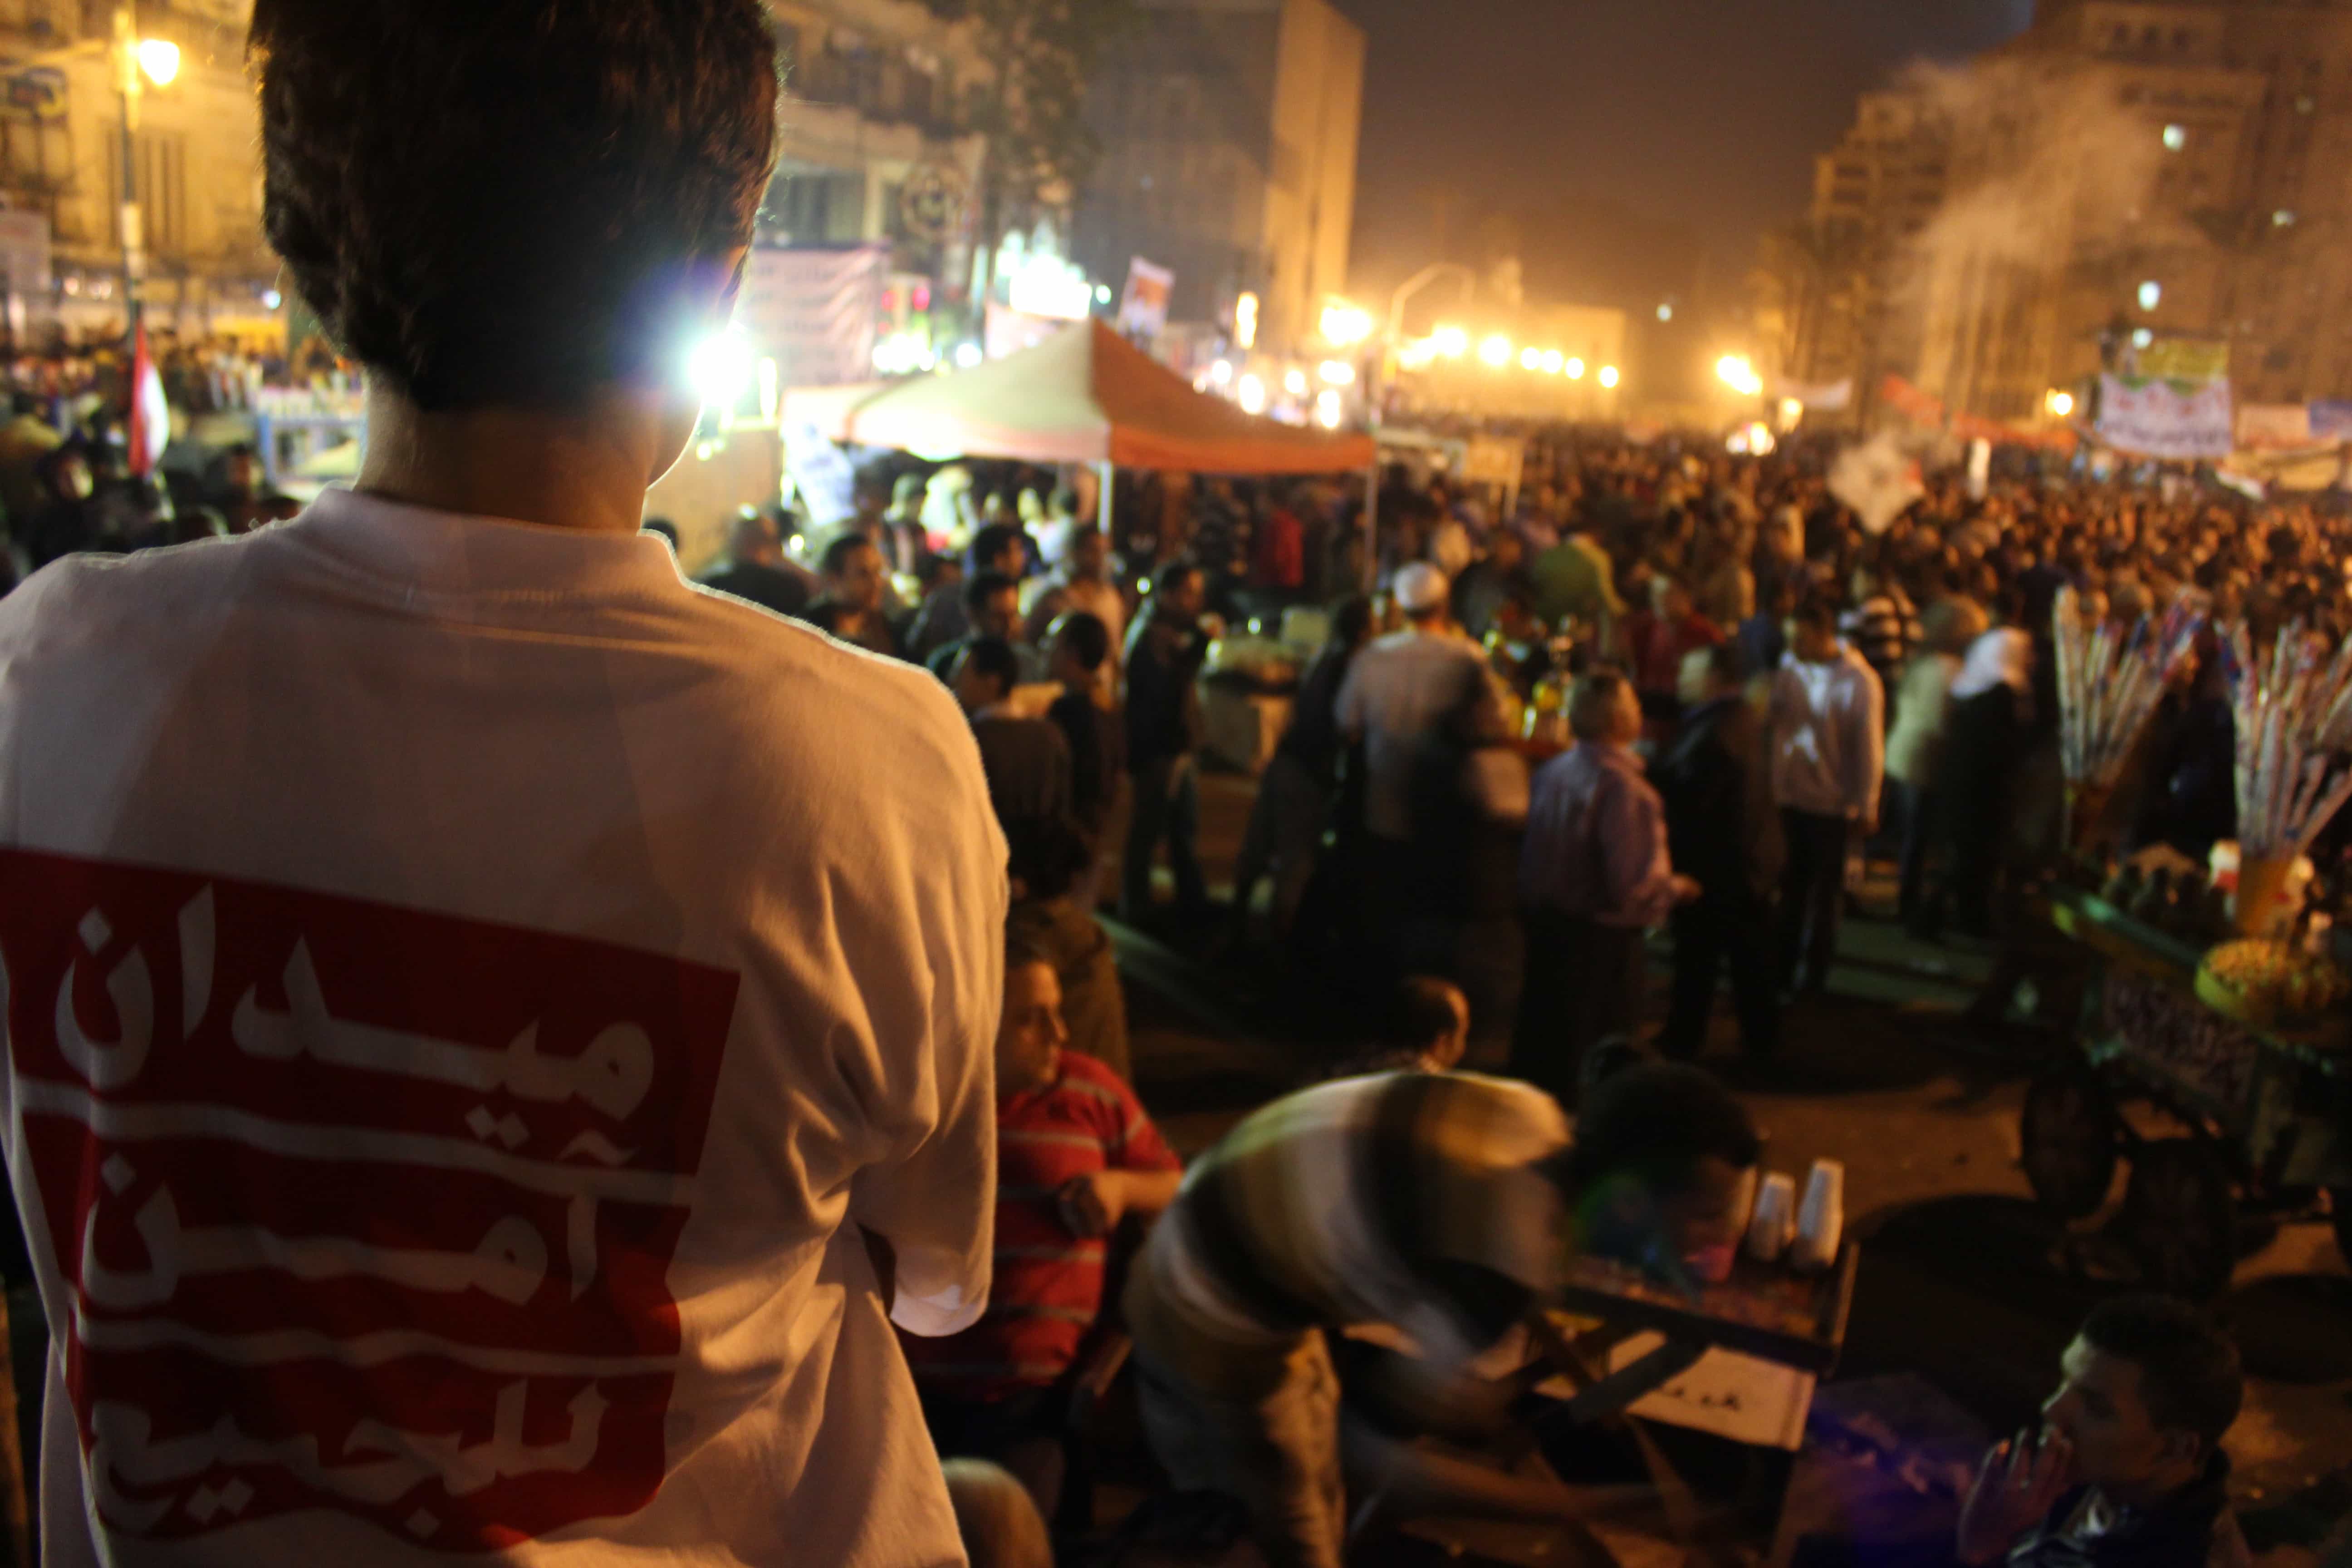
left=1106, top=1083, right=1183, bottom=1175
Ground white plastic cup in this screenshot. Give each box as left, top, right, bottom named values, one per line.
left=1747, top=1172, right=1797, bottom=1263
left=1791, top=1158, right=1846, bottom=1272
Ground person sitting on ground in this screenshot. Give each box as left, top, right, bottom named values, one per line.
left=1956, top=1294, right=2247, bottom=1568
left=1005, top=813, right=1132, bottom=1080
left=953, top=636, right=1074, bottom=835
left=931, top=568, right=1047, bottom=686
left=697, top=505, right=817, bottom=617
left=1332, top=975, right=1472, bottom=1077
left=799, top=530, right=904, bottom=658
left=906, top=936, right=1183, bottom=1520
left=1122, top=1061, right=1760, bottom=1568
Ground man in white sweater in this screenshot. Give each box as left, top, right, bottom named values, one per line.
left=1768, top=593, right=1885, bottom=996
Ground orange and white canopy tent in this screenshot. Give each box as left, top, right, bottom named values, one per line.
left=782, top=318, right=1376, bottom=474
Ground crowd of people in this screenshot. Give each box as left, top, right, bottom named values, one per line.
left=0, top=4, right=2298, bottom=1568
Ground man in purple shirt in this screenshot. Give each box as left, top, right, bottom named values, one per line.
left=1511, top=670, right=1697, bottom=1105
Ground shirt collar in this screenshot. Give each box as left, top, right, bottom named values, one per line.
left=277, top=485, right=689, bottom=602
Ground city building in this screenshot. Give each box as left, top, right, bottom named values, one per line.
left=0, top=0, right=278, bottom=341
left=1073, top=0, right=1364, bottom=357
left=1813, top=0, right=2352, bottom=423
left=1758, top=87, right=1950, bottom=422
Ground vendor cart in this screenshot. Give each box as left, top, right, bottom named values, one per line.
left=2021, top=884, right=2352, bottom=1297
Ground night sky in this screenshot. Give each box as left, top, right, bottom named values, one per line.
left=1332, top=0, right=2036, bottom=304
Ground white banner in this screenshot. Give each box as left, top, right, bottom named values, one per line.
left=739, top=245, right=887, bottom=389
left=1770, top=376, right=1852, bottom=412
left=1829, top=434, right=1922, bottom=535
left=2237, top=402, right=2312, bottom=451
left=2097, top=374, right=2233, bottom=460
left=1117, top=257, right=1174, bottom=338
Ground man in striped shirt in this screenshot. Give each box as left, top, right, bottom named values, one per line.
left=1122, top=1064, right=1760, bottom=1568
left=904, top=939, right=1184, bottom=1512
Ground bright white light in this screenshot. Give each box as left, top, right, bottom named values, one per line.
left=1315, top=389, right=1343, bottom=429
left=1284, top=368, right=1308, bottom=397
left=2132, top=328, right=2154, bottom=349
left=2274, top=208, right=2297, bottom=227
left=2047, top=390, right=2076, bottom=418
left=1565, top=358, right=1586, bottom=380
left=955, top=342, right=984, bottom=369
left=687, top=330, right=756, bottom=411
left=2162, top=124, right=2186, bottom=152
left=1599, top=365, right=1621, bottom=389
left=2138, top=279, right=2162, bottom=311
left=1237, top=373, right=1266, bottom=414
left=1715, top=354, right=1763, bottom=397
left=1657, top=304, right=1674, bottom=322
left=1210, top=359, right=1233, bottom=386
left=1319, top=303, right=1374, bottom=346
left=136, top=38, right=180, bottom=86
left=261, top=288, right=283, bottom=311
left=1235, top=292, right=1259, bottom=351
left=1478, top=334, right=1513, bottom=368
left=1433, top=325, right=1470, bottom=359
left=1094, top=284, right=1112, bottom=304
left=1318, top=359, right=1357, bottom=386
left=1518, top=347, right=1542, bottom=371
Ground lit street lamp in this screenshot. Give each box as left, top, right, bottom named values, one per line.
left=114, top=5, right=180, bottom=343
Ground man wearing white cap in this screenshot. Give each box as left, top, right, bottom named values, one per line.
left=1335, top=562, right=1489, bottom=952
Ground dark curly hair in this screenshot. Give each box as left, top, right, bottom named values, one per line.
left=250, top=0, right=779, bottom=412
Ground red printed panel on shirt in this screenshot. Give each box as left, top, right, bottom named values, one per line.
left=0, top=848, right=739, bottom=1551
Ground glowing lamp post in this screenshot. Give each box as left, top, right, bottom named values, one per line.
left=114, top=7, right=179, bottom=341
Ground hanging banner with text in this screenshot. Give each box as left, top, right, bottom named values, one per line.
left=739, top=245, right=888, bottom=389
left=2096, top=374, right=2234, bottom=461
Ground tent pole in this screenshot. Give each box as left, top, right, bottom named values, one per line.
left=1096, top=459, right=1113, bottom=539
left=1361, top=460, right=1380, bottom=593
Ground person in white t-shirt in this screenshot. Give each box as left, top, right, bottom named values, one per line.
left=0, top=3, right=1005, bottom=1563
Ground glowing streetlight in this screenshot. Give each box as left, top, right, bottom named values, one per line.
left=1210, top=359, right=1233, bottom=385
left=1283, top=368, right=1308, bottom=397
left=1478, top=333, right=1513, bottom=368
left=1656, top=303, right=1674, bottom=322
left=1237, top=373, right=1266, bottom=414
left=2137, top=279, right=2162, bottom=312
left=1715, top=354, right=1763, bottom=397
left=1599, top=365, right=1621, bottom=389
left=1432, top=325, right=1469, bottom=359
left=2162, top=124, right=2185, bottom=152
left=2047, top=389, right=2076, bottom=418
left=136, top=37, right=179, bottom=86
left=1315, top=389, right=1343, bottom=429
left=1234, top=291, right=1259, bottom=350
left=1319, top=302, right=1374, bottom=346
left=1565, top=358, right=1586, bottom=380
left=1318, top=359, right=1356, bottom=386
left=1518, top=347, right=1541, bottom=371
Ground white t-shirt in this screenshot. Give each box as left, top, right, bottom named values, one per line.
left=0, top=490, right=1006, bottom=1565
left=1333, top=628, right=1488, bottom=839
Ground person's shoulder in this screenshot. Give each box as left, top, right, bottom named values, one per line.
left=1049, top=1047, right=1144, bottom=1118
left=0, top=533, right=250, bottom=660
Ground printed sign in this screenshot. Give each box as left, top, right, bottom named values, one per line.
left=1116, top=258, right=1174, bottom=339
left=2097, top=374, right=2234, bottom=461
left=1, top=848, right=738, bottom=1550
left=739, top=245, right=888, bottom=389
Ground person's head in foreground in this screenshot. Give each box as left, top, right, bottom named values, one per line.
left=1393, top=562, right=1450, bottom=625
left=996, top=937, right=1068, bottom=1103
left=1561, top=1059, right=1760, bottom=1288
left=1786, top=592, right=1844, bottom=663
left=1958, top=1294, right=2244, bottom=1566
left=252, top=0, right=779, bottom=526
left=1568, top=668, right=1642, bottom=748
left=1384, top=975, right=1471, bottom=1072
left=951, top=636, right=1021, bottom=716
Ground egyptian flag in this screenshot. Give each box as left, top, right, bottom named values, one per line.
left=127, top=320, right=168, bottom=479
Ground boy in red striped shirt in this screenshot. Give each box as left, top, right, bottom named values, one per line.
left=903, top=938, right=1184, bottom=1513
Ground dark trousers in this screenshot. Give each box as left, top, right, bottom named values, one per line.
left=1663, top=892, right=1781, bottom=1058
left=1776, top=809, right=1851, bottom=995
left=1123, top=753, right=1207, bottom=921
left=1892, top=779, right=1939, bottom=930
left=1511, top=909, right=1647, bottom=1107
